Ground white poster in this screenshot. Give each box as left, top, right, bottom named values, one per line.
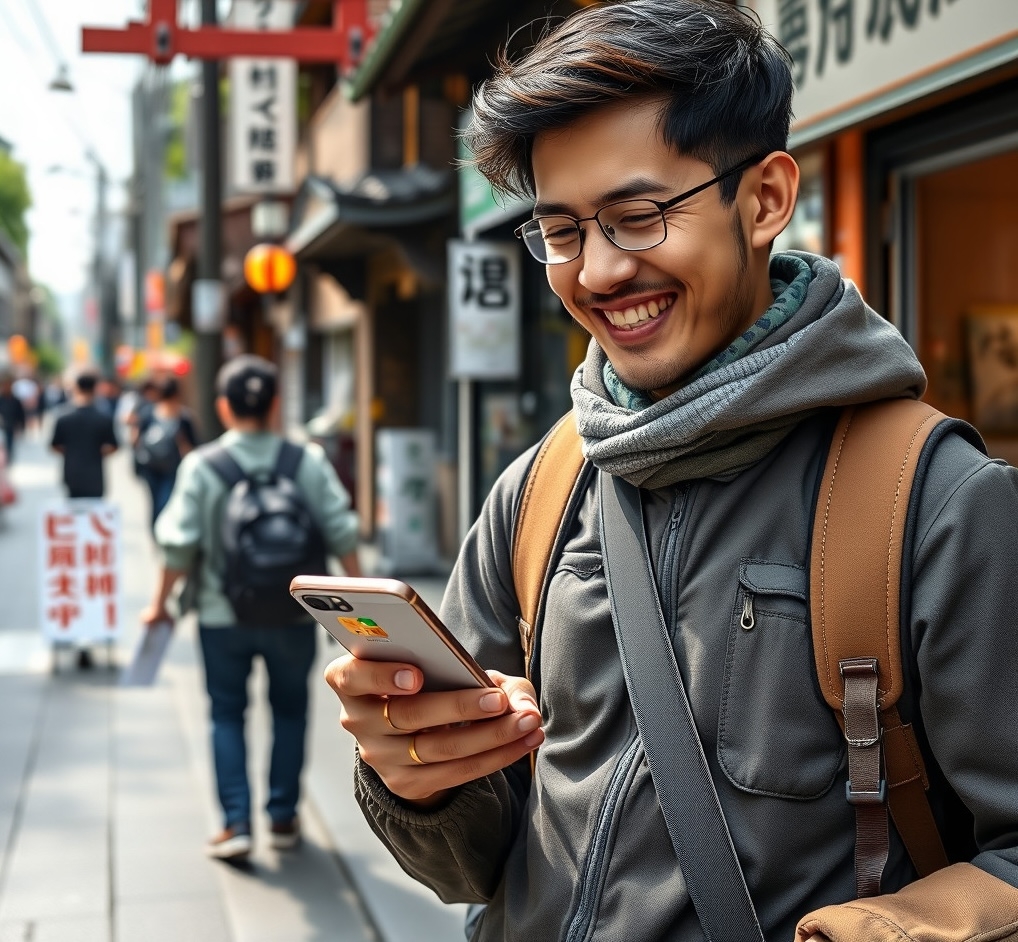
left=448, top=240, right=521, bottom=380
left=228, top=0, right=297, bottom=194
left=38, top=501, right=123, bottom=643
left=747, top=0, right=1017, bottom=139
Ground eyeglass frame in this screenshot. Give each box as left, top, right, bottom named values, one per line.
left=514, top=152, right=770, bottom=264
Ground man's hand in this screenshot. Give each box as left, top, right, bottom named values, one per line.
left=139, top=602, right=172, bottom=628
left=324, top=655, right=544, bottom=808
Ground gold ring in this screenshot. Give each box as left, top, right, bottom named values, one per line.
left=382, top=699, right=401, bottom=732
left=408, top=735, right=427, bottom=766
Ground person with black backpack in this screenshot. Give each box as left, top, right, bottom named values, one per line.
left=133, top=377, right=199, bottom=530
left=141, top=355, right=361, bottom=862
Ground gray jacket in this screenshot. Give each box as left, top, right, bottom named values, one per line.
left=355, top=255, right=1018, bottom=940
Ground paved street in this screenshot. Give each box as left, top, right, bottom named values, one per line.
left=0, top=432, right=467, bottom=942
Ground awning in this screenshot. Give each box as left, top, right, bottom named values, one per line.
left=285, top=164, right=455, bottom=261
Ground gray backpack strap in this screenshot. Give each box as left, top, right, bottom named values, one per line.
left=201, top=443, right=246, bottom=489
left=599, top=470, right=764, bottom=942
left=273, top=440, right=305, bottom=481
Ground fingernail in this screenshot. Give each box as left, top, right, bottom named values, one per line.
left=517, top=713, right=540, bottom=733
left=479, top=691, right=504, bottom=712
left=394, top=670, right=416, bottom=690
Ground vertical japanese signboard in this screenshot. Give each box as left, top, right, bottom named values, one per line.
left=228, top=0, right=297, bottom=194
left=38, top=501, right=122, bottom=643
left=747, top=0, right=1017, bottom=142
left=448, top=240, right=521, bottom=380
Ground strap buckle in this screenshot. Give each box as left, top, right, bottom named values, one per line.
left=845, top=779, right=887, bottom=805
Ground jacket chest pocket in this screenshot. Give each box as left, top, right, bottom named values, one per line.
left=717, top=560, right=844, bottom=800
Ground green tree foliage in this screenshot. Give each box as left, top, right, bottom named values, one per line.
left=0, top=151, right=31, bottom=258
left=164, top=80, right=192, bottom=181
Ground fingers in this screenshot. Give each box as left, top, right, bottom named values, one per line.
left=323, top=654, right=545, bottom=804
left=365, top=722, right=546, bottom=803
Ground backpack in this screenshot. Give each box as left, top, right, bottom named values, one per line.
left=202, top=440, right=328, bottom=625
left=136, top=416, right=182, bottom=474
left=511, top=398, right=983, bottom=898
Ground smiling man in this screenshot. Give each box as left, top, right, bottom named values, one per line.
left=327, top=2, right=1018, bottom=940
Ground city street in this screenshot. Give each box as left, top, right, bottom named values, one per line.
left=0, top=432, right=467, bottom=942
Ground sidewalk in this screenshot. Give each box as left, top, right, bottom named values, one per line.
left=0, top=433, right=467, bottom=942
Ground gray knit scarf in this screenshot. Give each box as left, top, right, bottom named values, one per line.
left=570, top=252, right=927, bottom=488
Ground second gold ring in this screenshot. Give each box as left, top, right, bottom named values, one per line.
left=408, top=735, right=427, bottom=766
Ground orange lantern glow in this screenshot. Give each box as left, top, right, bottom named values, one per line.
left=7, top=334, right=29, bottom=364
left=243, top=243, right=297, bottom=294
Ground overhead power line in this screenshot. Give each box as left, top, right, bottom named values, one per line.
left=17, top=0, right=68, bottom=68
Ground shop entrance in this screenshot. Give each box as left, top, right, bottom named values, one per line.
left=895, top=140, right=1018, bottom=461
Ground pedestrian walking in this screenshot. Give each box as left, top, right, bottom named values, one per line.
left=0, top=375, right=26, bottom=463
left=50, top=371, right=118, bottom=500
left=326, top=3, right=1018, bottom=941
left=132, top=376, right=199, bottom=529
left=141, top=355, right=362, bottom=862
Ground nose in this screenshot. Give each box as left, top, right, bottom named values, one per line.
left=577, top=222, right=640, bottom=295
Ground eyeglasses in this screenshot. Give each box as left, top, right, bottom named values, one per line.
left=514, top=154, right=768, bottom=264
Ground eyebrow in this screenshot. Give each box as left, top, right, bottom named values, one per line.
left=532, top=176, right=674, bottom=216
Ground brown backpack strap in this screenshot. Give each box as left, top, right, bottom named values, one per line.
left=811, top=399, right=950, bottom=896
left=512, top=412, right=586, bottom=681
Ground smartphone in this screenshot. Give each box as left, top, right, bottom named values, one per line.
left=289, top=575, right=489, bottom=692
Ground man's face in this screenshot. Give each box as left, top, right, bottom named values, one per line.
left=531, top=99, right=767, bottom=396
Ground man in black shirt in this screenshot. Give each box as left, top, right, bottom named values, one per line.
left=51, top=372, right=118, bottom=498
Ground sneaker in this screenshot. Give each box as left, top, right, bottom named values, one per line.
left=269, top=817, right=301, bottom=850
left=206, top=825, right=252, bottom=860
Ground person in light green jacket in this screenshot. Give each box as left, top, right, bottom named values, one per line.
left=142, top=355, right=360, bottom=861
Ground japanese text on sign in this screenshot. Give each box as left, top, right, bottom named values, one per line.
left=751, top=0, right=1010, bottom=138
left=448, top=240, right=521, bottom=380
left=39, top=502, right=123, bottom=643
left=228, top=0, right=296, bottom=194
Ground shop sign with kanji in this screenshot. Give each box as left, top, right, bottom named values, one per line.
left=38, top=502, right=123, bottom=643
left=228, top=0, right=297, bottom=194
left=447, top=240, right=522, bottom=380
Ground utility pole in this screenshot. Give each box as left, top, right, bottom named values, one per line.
left=193, top=0, right=223, bottom=440
left=88, top=152, right=114, bottom=377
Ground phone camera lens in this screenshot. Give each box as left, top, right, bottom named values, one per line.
left=304, top=596, right=332, bottom=611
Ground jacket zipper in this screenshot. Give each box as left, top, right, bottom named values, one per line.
left=564, top=735, right=642, bottom=942
left=659, top=487, right=688, bottom=626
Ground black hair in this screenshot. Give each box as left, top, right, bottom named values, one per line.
left=75, top=372, right=98, bottom=394
left=216, top=355, right=278, bottom=419
left=466, top=0, right=794, bottom=203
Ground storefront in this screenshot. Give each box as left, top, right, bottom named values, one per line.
left=750, top=0, right=1018, bottom=456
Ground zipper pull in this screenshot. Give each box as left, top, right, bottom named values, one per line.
left=740, top=593, right=755, bottom=631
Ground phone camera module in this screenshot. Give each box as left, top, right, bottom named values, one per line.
left=304, top=596, right=332, bottom=611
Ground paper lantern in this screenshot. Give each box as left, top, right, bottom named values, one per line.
left=243, top=243, right=297, bottom=294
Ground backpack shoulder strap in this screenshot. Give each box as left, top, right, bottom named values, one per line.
left=811, top=398, right=950, bottom=893
left=273, top=440, right=305, bottom=481
left=200, top=442, right=247, bottom=489
left=511, top=412, right=586, bottom=681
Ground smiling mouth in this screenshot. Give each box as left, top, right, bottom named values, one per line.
left=596, top=293, right=676, bottom=331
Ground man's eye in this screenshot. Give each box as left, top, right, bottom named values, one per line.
left=615, top=211, right=660, bottom=229
left=543, top=225, right=579, bottom=244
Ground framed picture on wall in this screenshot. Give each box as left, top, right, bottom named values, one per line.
left=966, top=306, right=1018, bottom=433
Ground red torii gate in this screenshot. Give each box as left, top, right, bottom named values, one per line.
left=82, top=0, right=375, bottom=70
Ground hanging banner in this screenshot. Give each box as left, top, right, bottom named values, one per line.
left=448, top=240, right=521, bottom=380
left=228, top=0, right=297, bottom=194
left=38, top=501, right=123, bottom=644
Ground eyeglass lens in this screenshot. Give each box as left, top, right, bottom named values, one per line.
left=523, top=199, right=667, bottom=263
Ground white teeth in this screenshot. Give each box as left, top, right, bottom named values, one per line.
left=602, top=296, right=671, bottom=330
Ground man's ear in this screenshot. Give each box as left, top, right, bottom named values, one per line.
left=214, top=395, right=233, bottom=429
left=744, top=151, right=800, bottom=250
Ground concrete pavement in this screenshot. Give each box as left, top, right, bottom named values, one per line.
left=0, top=431, right=468, bottom=941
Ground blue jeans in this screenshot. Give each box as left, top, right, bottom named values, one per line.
left=198, top=624, right=317, bottom=830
